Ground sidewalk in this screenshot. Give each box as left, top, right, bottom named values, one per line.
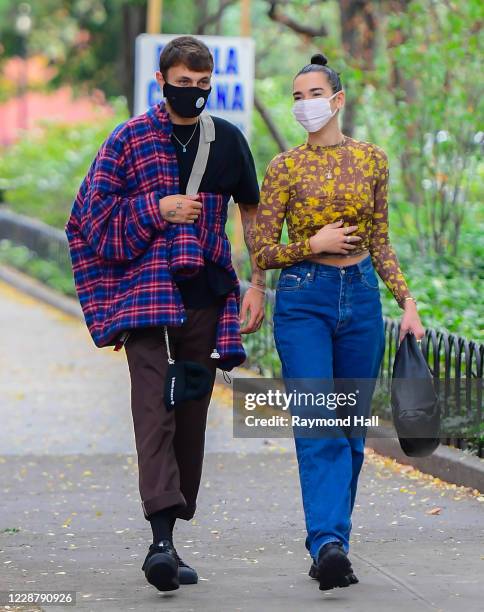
left=0, top=278, right=483, bottom=612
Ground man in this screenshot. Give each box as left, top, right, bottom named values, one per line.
left=65, top=35, right=265, bottom=592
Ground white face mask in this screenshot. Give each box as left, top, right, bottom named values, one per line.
left=292, top=90, right=342, bottom=133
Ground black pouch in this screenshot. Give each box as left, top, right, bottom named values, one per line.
left=162, top=326, right=213, bottom=411
left=391, top=332, right=440, bottom=457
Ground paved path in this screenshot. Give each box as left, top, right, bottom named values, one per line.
left=0, top=279, right=483, bottom=612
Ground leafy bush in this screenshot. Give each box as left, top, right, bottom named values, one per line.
left=0, top=96, right=128, bottom=228
left=0, top=238, right=76, bottom=296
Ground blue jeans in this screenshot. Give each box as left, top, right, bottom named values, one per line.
left=273, top=255, right=385, bottom=561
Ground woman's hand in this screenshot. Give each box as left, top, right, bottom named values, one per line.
left=399, top=300, right=425, bottom=343
left=309, top=219, right=362, bottom=255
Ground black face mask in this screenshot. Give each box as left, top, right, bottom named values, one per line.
left=163, top=82, right=211, bottom=118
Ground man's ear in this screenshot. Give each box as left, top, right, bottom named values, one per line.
left=155, top=70, right=165, bottom=89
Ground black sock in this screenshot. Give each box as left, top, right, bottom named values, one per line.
left=149, top=507, right=176, bottom=544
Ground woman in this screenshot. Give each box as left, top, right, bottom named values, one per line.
left=254, top=53, right=424, bottom=591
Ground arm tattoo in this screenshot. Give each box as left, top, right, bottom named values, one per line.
left=239, top=203, right=266, bottom=286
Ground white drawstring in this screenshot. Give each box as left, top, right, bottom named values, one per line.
left=163, top=326, right=175, bottom=364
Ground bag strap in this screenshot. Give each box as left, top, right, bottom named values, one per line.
left=176, top=114, right=217, bottom=363
left=185, top=113, right=215, bottom=195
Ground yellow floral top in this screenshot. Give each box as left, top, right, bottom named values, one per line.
left=254, top=136, right=411, bottom=308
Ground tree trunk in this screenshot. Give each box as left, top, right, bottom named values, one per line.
left=254, top=94, right=288, bottom=152
left=339, top=0, right=378, bottom=136
left=383, top=0, right=427, bottom=253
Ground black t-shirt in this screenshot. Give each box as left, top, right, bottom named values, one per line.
left=172, top=116, right=259, bottom=203
left=171, top=116, right=259, bottom=308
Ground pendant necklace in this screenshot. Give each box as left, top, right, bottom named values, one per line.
left=171, top=119, right=199, bottom=153
left=324, top=135, right=346, bottom=179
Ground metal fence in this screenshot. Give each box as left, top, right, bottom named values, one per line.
left=0, top=208, right=71, bottom=273
left=1, top=208, right=482, bottom=456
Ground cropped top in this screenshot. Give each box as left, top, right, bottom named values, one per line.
left=254, top=136, right=411, bottom=307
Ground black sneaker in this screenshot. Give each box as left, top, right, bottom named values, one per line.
left=141, top=539, right=179, bottom=591
left=173, top=547, right=198, bottom=585
left=315, top=541, right=354, bottom=591
left=309, top=560, right=359, bottom=584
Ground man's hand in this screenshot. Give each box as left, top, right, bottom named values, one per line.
left=159, top=194, right=202, bottom=223
left=239, top=287, right=265, bottom=334
left=236, top=202, right=266, bottom=334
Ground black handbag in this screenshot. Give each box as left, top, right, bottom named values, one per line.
left=391, top=332, right=440, bottom=457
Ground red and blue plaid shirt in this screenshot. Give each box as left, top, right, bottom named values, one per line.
left=65, top=101, right=246, bottom=371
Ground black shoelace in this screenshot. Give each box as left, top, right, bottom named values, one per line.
left=173, top=547, right=191, bottom=568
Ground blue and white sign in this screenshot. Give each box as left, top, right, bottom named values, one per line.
left=134, top=34, right=255, bottom=140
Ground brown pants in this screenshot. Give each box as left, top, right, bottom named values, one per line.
left=124, top=302, right=220, bottom=521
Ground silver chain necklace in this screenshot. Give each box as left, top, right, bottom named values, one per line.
left=171, top=119, right=200, bottom=153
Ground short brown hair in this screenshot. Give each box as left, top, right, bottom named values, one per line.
left=159, top=36, right=214, bottom=76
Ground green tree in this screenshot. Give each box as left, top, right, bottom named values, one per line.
left=381, top=0, right=483, bottom=257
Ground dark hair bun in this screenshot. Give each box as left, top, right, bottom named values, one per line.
left=310, top=53, right=328, bottom=66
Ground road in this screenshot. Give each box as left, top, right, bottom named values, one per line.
left=0, top=277, right=483, bottom=612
